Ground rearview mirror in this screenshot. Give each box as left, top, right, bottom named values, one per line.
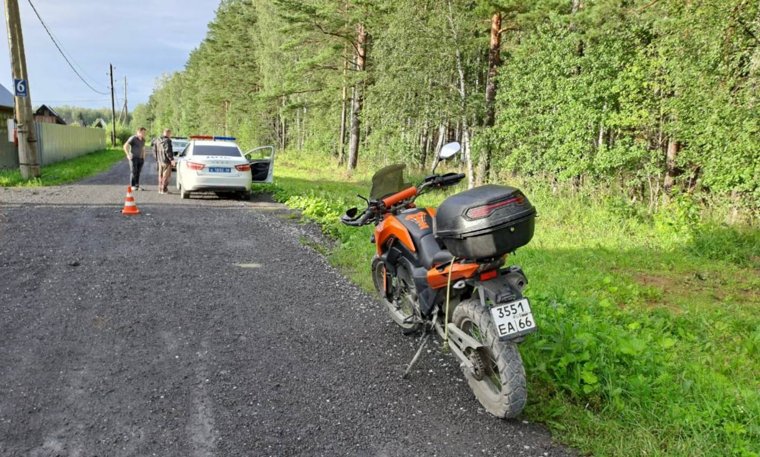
left=439, top=142, right=461, bottom=160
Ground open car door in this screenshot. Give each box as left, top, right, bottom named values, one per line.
left=245, top=145, right=275, bottom=184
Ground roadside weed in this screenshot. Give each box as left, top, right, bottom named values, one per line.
left=0, top=149, right=123, bottom=187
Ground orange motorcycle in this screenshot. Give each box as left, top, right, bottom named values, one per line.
left=341, top=143, right=537, bottom=418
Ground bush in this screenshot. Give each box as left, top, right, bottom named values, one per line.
left=106, top=123, right=133, bottom=147
left=690, top=224, right=760, bottom=268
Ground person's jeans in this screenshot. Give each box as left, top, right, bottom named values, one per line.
left=129, top=157, right=144, bottom=188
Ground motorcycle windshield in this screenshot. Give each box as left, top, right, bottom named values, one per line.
left=370, top=163, right=408, bottom=200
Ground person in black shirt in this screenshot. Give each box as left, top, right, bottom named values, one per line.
left=123, top=127, right=147, bottom=190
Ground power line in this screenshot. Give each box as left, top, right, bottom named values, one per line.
left=38, top=99, right=111, bottom=104
left=28, top=5, right=100, bottom=86
left=26, top=0, right=110, bottom=95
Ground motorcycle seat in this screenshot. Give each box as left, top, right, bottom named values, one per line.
left=418, top=233, right=454, bottom=269
left=431, top=249, right=454, bottom=266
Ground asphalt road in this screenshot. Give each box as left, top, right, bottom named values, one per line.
left=0, top=156, right=574, bottom=456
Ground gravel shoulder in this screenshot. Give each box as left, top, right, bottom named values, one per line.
left=0, top=157, right=574, bottom=456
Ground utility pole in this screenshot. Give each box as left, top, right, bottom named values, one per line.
left=4, top=0, right=40, bottom=178
left=123, top=76, right=128, bottom=124
left=109, top=63, right=116, bottom=146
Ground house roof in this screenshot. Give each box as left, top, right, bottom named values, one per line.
left=0, top=83, right=14, bottom=109
left=34, top=104, right=66, bottom=124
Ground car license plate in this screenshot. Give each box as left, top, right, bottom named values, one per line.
left=208, top=167, right=231, bottom=173
left=490, top=298, right=536, bottom=338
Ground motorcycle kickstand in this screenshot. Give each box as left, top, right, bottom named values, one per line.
left=402, top=313, right=438, bottom=379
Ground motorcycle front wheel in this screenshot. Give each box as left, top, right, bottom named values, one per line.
left=372, top=257, right=420, bottom=333
left=452, top=298, right=527, bottom=418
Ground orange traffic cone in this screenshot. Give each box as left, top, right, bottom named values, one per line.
left=121, top=186, right=141, bottom=215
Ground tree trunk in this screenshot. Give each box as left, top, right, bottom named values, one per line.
left=447, top=0, right=475, bottom=188
left=430, top=124, right=446, bottom=172
left=279, top=96, right=287, bottom=151
left=729, top=189, right=740, bottom=224
left=223, top=100, right=230, bottom=137
left=461, top=128, right=473, bottom=187
left=597, top=104, right=606, bottom=149
left=663, top=137, right=680, bottom=195
left=571, top=0, right=584, bottom=76
left=295, top=104, right=301, bottom=150
left=338, top=44, right=350, bottom=163
left=347, top=23, right=367, bottom=171
left=419, top=123, right=430, bottom=169
left=300, top=106, right=306, bottom=150
left=485, top=10, right=502, bottom=127
left=476, top=11, right=502, bottom=186
left=347, top=86, right=361, bottom=170
left=686, top=166, right=701, bottom=194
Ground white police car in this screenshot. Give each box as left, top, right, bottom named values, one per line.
left=175, top=136, right=253, bottom=200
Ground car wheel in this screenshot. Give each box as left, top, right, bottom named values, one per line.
left=240, top=190, right=251, bottom=201
left=180, top=184, right=190, bottom=199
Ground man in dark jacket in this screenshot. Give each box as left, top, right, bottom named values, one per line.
left=154, top=129, right=174, bottom=194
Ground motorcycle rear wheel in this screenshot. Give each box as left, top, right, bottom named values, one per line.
left=372, top=257, right=420, bottom=333
left=452, top=298, right=527, bottom=418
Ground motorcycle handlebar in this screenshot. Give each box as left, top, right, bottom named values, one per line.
left=440, top=173, right=465, bottom=186
left=340, top=209, right=372, bottom=227
left=420, top=173, right=466, bottom=191
left=341, top=172, right=466, bottom=227
left=382, top=186, right=418, bottom=208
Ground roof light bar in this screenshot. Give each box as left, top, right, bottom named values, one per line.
left=213, top=136, right=237, bottom=141
left=189, top=135, right=213, bottom=140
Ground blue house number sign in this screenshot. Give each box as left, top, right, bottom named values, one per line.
left=14, top=79, right=27, bottom=97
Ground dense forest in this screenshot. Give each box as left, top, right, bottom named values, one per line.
left=135, top=0, right=759, bottom=219
left=49, top=106, right=131, bottom=128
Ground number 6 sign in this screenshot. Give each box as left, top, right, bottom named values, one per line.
left=14, top=79, right=27, bottom=97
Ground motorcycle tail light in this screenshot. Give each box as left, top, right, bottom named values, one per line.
left=235, top=164, right=251, bottom=171
left=466, top=196, right=525, bottom=219
left=187, top=162, right=206, bottom=171
left=479, top=270, right=498, bottom=281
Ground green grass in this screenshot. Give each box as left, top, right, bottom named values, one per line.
left=0, top=148, right=123, bottom=187
left=262, top=152, right=760, bottom=457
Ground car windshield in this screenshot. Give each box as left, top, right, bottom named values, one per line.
left=370, top=163, right=408, bottom=200
left=193, top=144, right=242, bottom=157
left=172, top=140, right=188, bottom=149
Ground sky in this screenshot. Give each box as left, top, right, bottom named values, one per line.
left=0, top=0, right=221, bottom=110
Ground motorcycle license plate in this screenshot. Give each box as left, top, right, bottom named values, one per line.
left=490, top=298, right=536, bottom=338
